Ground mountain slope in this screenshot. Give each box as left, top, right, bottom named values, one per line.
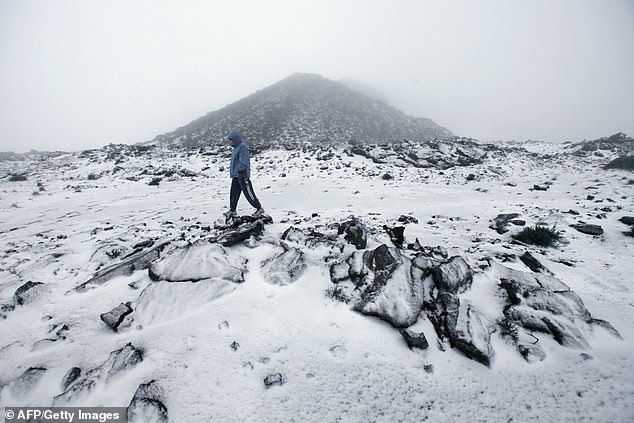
left=151, top=73, right=452, bottom=148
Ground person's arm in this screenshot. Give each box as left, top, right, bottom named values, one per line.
left=236, top=144, right=249, bottom=176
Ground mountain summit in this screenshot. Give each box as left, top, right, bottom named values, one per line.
left=151, top=73, right=452, bottom=148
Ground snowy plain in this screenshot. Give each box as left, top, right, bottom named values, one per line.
left=0, top=143, right=633, bottom=422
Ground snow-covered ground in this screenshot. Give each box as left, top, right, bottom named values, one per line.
left=1, top=144, right=633, bottom=422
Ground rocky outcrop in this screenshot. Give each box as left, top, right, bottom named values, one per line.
left=336, top=217, right=367, bottom=250
left=261, top=244, right=307, bottom=286
left=100, top=303, right=133, bottom=332
left=55, top=343, right=143, bottom=403
left=13, top=281, right=44, bottom=305
left=127, top=380, right=168, bottom=423
left=432, top=256, right=473, bottom=294
left=148, top=241, right=246, bottom=283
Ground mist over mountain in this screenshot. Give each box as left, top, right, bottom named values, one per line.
left=151, top=73, right=453, bottom=149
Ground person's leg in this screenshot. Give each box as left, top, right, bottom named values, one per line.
left=237, top=176, right=262, bottom=210
left=229, top=177, right=242, bottom=212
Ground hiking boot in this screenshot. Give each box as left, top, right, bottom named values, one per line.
left=252, top=208, right=265, bottom=218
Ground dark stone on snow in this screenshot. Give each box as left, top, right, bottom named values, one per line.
left=217, top=220, right=265, bottom=247
left=14, top=281, right=44, bottom=305
left=510, top=219, right=526, bottom=226
left=518, top=344, right=546, bottom=363
left=74, top=240, right=171, bottom=292
left=264, top=373, right=284, bottom=388
left=533, top=184, right=549, bottom=191
left=337, top=217, right=367, bottom=249
left=399, top=328, right=429, bottom=350
left=490, top=213, right=521, bottom=234
left=56, top=343, right=143, bottom=403
left=127, top=380, right=168, bottom=423
left=466, top=174, right=476, bottom=181
left=100, top=303, right=133, bottom=332
left=619, top=216, right=634, bottom=225
left=133, top=239, right=154, bottom=249
left=586, top=195, right=595, bottom=200
left=570, top=223, right=603, bottom=235
left=148, top=177, right=161, bottom=186
left=432, top=256, right=473, bottom=294
left=8, top=173, right=28, bottom=181
left=519, top=252, right=552, bottom=274
left=604, top=155, right=634, bottom=171
left=61, top=367, right=81, bottom=390
left=383, top=225, right=405, bottom=247
left=398, top=215, right=419, bottom=224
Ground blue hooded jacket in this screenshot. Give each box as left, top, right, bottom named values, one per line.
left=228, top=130, right=251, bottom=178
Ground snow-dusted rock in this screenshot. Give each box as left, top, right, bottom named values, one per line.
left=352, top=245, right=425, bottom=328
left=570, top=223, right=604, bottom=235
left=13, top=281, right=44, bottom=305
left=261, top=244, right=307, bottom=286
left=55, top=343, right=143, bottom=403
left=127, top=380, right=168, bottom=423
left=518, top=344, right=546, bottom=363
left=74, top=240, right=171, bottom=292
left=61, top=367, right=81, bottom=390
left=264, top=373, right=284, bottom=388
left=216, top=219, right=265, bottom=247
left=1, top=367, right=47, bottom=399
left=399, top=328, right=429, bottom=350
left=519, top=252, right=552, bottom=274
left=100, top=303, right=133, bottom=332
left=432, top=256, right=473, bottom=294
left=444, top=298, right=495, bottom=366
left=383, top=225, right=405, bottom=247
left=336, top=217, right=367, bottom=250
left=490, top=213, right=521, bottom=234
left=149, top=241, right=246, bottom=283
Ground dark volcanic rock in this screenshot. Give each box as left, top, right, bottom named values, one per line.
left=261, top=244, right=307, bottom=285
left=398, top=215, right=418, bottom=224
left=399, top=328, right=429, bottom=350
left=74, top=240, right=171, bottom=292
left=14, top=281, right=44, bottom=305
left=383, top=225, right=405, bottom=247
left=61, top=367, right=82, bottom=390
left=619, top=216, right=634, bottom=225
left=352, top=245, right=425, bottom=328
left=337, top=217, right=368, bottom=249
left=264, top=373, right=284, bottom=388
left=127, top=380, right=168, bottom=423
left=490, top=213, right=521, bottom=234
left=100, top=303, right=133, bottom=332
left=217, top=219, right=265, bottom=247
left=519, top=252, right=552, bottom=274
left=8, top=173, right=28, bottom=182
left=56, top=343, right=143, bottom=403
left=432, top=256, right=473, bottom=294
left=570, top=223, right=604, bottom=235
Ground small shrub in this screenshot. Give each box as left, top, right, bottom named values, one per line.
left=512, top=225, right=561, bottom=247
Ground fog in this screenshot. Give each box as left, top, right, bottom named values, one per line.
left=1, top=0, right=633, bottom=152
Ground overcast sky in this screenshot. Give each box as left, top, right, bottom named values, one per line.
left=1, top=0, right=633, bottom=152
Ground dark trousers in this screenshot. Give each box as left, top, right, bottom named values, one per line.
left=230, top=176, right=262, bottom=212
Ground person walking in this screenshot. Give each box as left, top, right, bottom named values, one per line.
left=224, top=129, right=265, bottom=223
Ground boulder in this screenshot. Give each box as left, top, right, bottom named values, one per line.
left=570, top=224, right=603, bottom=235
left=55, top=343, right=143, bottom=403
left=74, top=240, right=171, bottom=292
left=1, top=367, right=47, bottom=398
left=61, top=367, right=81, bottom=390
left=261, top=244, right=307, bottom=286
left=264, top=373, right=284, bottom=388
left=399, top=328, right=429, bottom=350
left=490, top=213, right=521, bottom=234
left=100, top=303, right=133, bottom=332
left=14, top=281, right=44, bottom=305
left=398, top=215, right=418, bottom=224
left=353, top=245, right=425, bottom=328
left=519, top=252, right=552, bottom=274
left=619, top=216, right=634, bottom=225
left=337, top=217, right=367, bottom=249
left=432, top=256, right=473, bottom=294
left=383, top=225, right=405, bottom=247
left=127, top=380, right=168, bottom=423
left=217, top=220, right=265, bottom=247
left=148, top=241, right=246, bottom=283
